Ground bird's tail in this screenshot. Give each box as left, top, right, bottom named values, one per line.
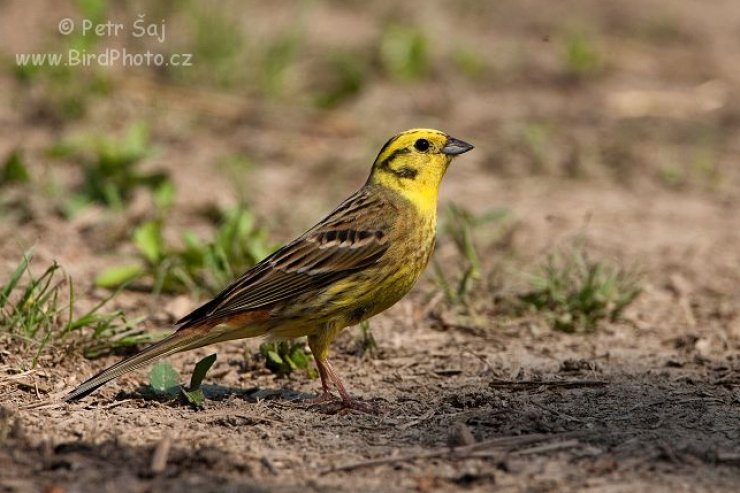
left=63, top=326, right=218, bottom=402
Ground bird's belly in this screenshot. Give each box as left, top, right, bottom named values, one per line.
left=328, top=225, right=435, bottom=327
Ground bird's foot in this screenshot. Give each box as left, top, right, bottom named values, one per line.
left=335, top=398, right=376, bottom=415
left=306, top=357, right=378, bottom=414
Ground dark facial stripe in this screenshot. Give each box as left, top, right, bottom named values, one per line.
left=379, top=149, right=417, bottom=180
left=378, top=147, right=410, bottom=171
left=395, top=167, right=417, bottom=179
left=374, top=135, right=400, bottom=164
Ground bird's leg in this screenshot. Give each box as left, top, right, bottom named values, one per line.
left=305, top=332, right=373, bottom=413
left=321, top=357, right=375, bottom=414
left=322, top=358, right=353, bottom=403
left=303, top=357, right=338, bottom=404
left=304, top=332, right=340, bottom=404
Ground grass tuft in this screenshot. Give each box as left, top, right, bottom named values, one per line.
left=434, top=204, right=509, bottom=305
left=520, top=246, right=641, bottom=333
left=0, top=251, right=152, bottom=366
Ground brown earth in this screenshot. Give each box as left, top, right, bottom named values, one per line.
left=1, top=1, right=740, bottom=492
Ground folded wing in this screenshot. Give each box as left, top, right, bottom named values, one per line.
left=176, top=188, right=395, bottom=328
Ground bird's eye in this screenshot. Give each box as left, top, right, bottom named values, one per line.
left=414, top=139, right=430, bottom=152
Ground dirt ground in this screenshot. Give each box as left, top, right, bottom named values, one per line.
left=1, top=1, right=740, bottom=492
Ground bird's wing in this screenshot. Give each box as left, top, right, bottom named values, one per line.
left=176, top=187, right=395, bottom=329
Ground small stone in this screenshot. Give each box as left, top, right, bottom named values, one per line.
left=447, top=422, right=476, bottom=448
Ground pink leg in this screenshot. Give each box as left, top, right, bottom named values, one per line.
left=303, top=358, right=338, bottom=405
left=309, top=358, right=373, bottom=414
left=305, top=333, right=375, bottom=413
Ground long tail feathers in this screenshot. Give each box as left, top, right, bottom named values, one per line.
left=63, top=328, right=215, bottom=402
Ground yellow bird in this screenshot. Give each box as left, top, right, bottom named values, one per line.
left=64, top=129, right=473, bottom=409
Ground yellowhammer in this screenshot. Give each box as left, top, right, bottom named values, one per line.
left=64, top=128, right=473, bottom=409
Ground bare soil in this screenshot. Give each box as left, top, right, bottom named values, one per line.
left=1, top=1, right=740, bottom=492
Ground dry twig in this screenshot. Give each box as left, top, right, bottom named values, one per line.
left=489, top=379, right=607, bottom=388
left=321, top=431, right=590, bottom=474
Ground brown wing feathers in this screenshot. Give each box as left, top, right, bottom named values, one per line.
left=177, top=188, right=392, bottom=328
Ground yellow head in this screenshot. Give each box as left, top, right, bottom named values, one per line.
left=367, top=129, right=474, bottom=214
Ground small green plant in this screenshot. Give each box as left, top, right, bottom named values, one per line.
left=97, top=206, right=274, bottom=296
left=48, top=122, right=166, bottom=214
left=562, top=31, right=603, bottom=79
left=0, top=150, right=30, bottom=186
left=380, top=25, right=429, bottom=81
left=520, top=246, right=641, bottom=333
left=149, top=360, right=180, bottom=393
left=148, top=353, right=217, bottom=407
left=259, top=340, right=317, bottom=379
left=434, top=204, right=509, bottom=304
left=0, top=251, right=150, bottom=366
left=355, top=320, right=378, bottom=359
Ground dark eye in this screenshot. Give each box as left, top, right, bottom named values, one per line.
left=414, top=139, right=430, bottom=152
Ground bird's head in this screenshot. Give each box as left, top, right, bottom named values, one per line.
left=367, top=129, right=473, bottom=213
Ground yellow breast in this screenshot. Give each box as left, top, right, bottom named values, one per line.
left=328, top=205, right=436, bottom=327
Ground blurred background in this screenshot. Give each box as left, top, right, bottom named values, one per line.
left=2, top=0, right=739, bottom=319
left=2, top=1, right=738, bottom=248
left=0, top=0, right=740, bottom=488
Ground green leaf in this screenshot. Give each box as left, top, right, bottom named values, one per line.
left=134, top=221, right=163, bottom=264
left=153, top=180, right=176, bottom=212
left=94, top=264, right=144, bottom=288
left=188, top=353, right=217, bottom=390
left=288, top=346, right=309, bottom=369
left=122, top=121, right=150, bottom=161
left=267, top=350, right=283, bottom=365
left=181, top=387, right=206, bottom=407
left=181, top=353, right=216, bottom=408
left=149, top=361, right=180, bottom=393
left=284, top=354, right=298, bottom=370
left=0, top=250, right=32, bottom=311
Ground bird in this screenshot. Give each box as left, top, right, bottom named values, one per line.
left=63, top=128, right=474, bottom=409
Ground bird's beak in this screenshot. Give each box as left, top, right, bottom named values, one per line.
left=442, top=136, right=474, bottom=155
